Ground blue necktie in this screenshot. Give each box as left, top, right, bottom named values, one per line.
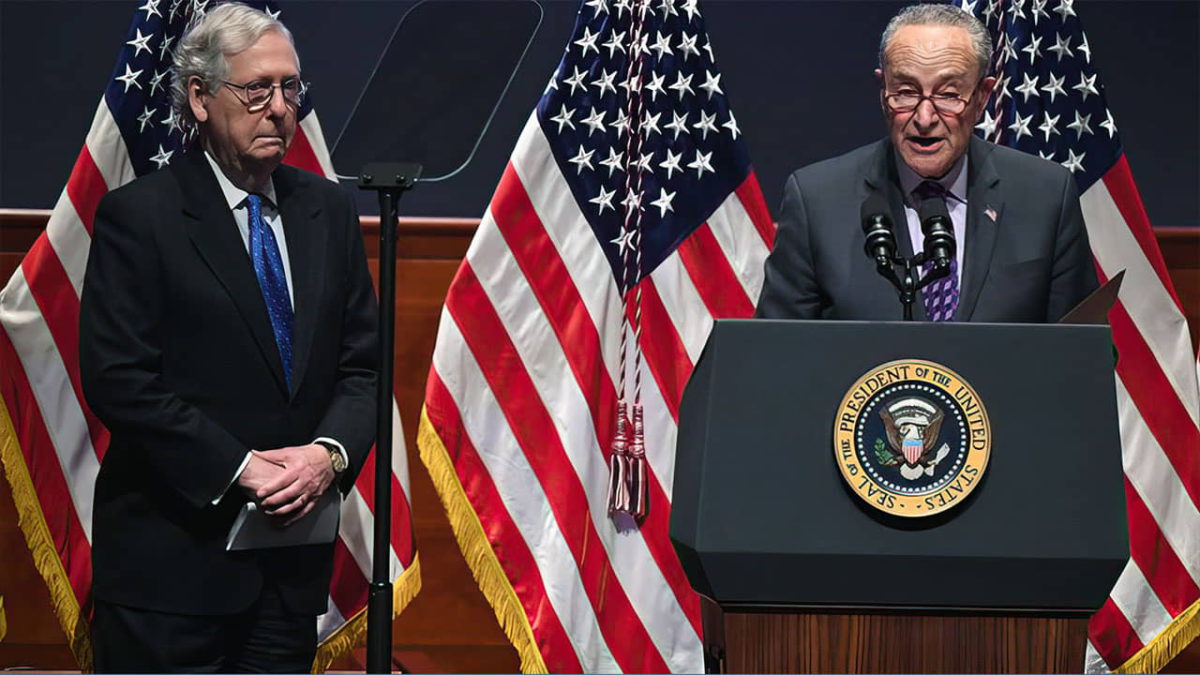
left=246, top=194, right=293, bottom=387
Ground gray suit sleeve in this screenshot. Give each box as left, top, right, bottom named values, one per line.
left=1046, top=171, right=1099, bottom=322
left=756, top=171, right=821, bottom=319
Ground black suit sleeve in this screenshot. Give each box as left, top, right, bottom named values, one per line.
left=312, top=195, right=379, bottom=494
left=756, top=171, right=822, bottom=319
left=80, top=191, right=249, bottom=509
left=1047, top=170, right=1100, bottom=322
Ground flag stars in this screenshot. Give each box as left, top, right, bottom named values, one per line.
left=137, top=106, right=156, bottom=132
left=722, top=111, right=741, bottom=139
left=550, top=104, right=576, bottom=132
left=610, top=225, right=636, bottom=251
left=126, top=28, right=155, bottom=57
left=698, top=71, right=723, bottom=99
left=602, top=30, right=626, bottom=58
left=1031, top=0, right=1050, bottom=25
left=1041, top=72, right=1067, bottom=102
left=660, top=149, right=684, bottom=179
left=1061, top=148, right=1085, bottom=173
left=158, top=34, right=175, bottom=61
left=568, top=146, right=595, bottom=174
left=115, top=64, right=144, bottom=92
left=651, top=188, right=676, bottom=217
left=976, top=110, right=999, bottom=137
left=664, top=111, right=690, bottom=140
left=591, top=69, right=617, bottom=97
left=645, top=71, right=667, bottom=101
left=650, top=31, right=674, bottom=59
left=265, top=6, right=280, bottom=20
left=563, top=66, right=588, bottom=95
left=149, top=144, right=174, bottom=169
left=613, top=109, right=632, bottom=138
left=574, top=26, right=600, bottom=56
left=658, top=0, right=677, bottom=17
left=1072, top=72, right=1099, bottom=101
left=591, top=186, right=617, bottom=214
left=670, top=72, right=694, bottom=98
left=600, top=147, right=625, bottom=176
left=1014, top=73, right=1039, bottom=102
left=1038, top=111, right=1061, bottom=142
left=1038, top=149, right=1056, bottom=161
left=1021, top=34, right=1043, bottom=62
left=162, top=107, right=182, bottom=134
left=1067, top=110, right=1093, bottom=138
left=1053, top=0, right=1076, bottom=20
left=1048, top=33, right=1073, bottom=62
left=677, top=33, right=700, bottom=60
left=581, top=107, right=607, bottom=136
left=585, top=0, right=608, bottom=16
left=1099, top=109, right=1118, bottom=138
left=693, top=110, right=718, bottom=140
left=681, top=0, right=700, bottom=21
left=634, top=152, right=655, bottom=174
left=137, top=0, right=162, bottom=20
left=688, top=150, right=714, bottom=178
left=621, top=190, right=645, bottom=213
left=149, top=69, right=168, bottom=96
left=642, top=111, right=663, bottom=138
left=1078, top=34, right=1092, bottom=63
left=1007, top=112, right=1033, bottom=141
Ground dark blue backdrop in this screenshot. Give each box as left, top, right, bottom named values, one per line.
left=1, top=0, right=1196, bottom=227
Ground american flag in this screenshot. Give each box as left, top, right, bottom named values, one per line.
left=416, top=0, right=774, bottom=671
left=0, top=1, right=419, bottom=670
left=956, top=0, right=1200, bottom=671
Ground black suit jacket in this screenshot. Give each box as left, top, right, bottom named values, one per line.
left=756, top=136, right=1098, bottom=322
left=80, top=151, right=378, bottom=615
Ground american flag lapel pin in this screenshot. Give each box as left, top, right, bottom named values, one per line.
left=985, top=205, right=998, bottom=223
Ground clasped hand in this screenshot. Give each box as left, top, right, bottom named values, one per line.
left=236, top=444, right=334, bottom=526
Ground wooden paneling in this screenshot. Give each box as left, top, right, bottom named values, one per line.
left=0, top=210, right=1197, bottom=673
left=724, top=611, right=1089, bottom=673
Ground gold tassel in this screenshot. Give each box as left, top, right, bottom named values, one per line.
left=0, top=396, right=93, bottom=671
left=310, top=557, right=422, bottom=673
left=417, top=407, right=548, bottom=674
left=607, top=401, right=631, bottom=515
left=626, top=403, right=649, bottom=522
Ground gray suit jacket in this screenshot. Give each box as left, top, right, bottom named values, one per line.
left=756, top=136, right=1098, bottom=322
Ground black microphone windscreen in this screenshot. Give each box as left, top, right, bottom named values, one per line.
left=860, top=192, right=892, bottom=228
left=917, top=192, right=951, bottom=224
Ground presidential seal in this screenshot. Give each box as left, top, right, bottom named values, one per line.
left=833, top=359, right=991, bottom=517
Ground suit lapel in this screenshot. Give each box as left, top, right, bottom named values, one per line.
left=958, top=137, right=1003, bottom=321
left=864, top=141, right=928, bottom=320
left=274, top=166, right=326, bottom=398
left=176, top=152, right=289, bottom=395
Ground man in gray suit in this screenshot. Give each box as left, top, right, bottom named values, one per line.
left=756, top=4, right=1097, bottom=322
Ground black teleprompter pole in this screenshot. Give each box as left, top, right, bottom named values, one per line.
left=357, top=162, right=421, bottom=674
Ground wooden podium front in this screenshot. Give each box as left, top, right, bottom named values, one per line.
left=701, top=598, right=1089, bottom=673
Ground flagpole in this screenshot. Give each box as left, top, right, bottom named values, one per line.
left=358, top=162, right=421, bottom=674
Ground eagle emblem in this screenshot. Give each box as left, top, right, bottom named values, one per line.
left=878, top=397, right=952, bottom=480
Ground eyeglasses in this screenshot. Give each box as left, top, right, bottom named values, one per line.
left=883, top=85, right=979, bottom=115
left=221, top=78, right=308, bottom=112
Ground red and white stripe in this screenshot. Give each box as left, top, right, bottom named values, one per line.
left=423, top=112, right=774, bottom=672
left=0, top=97, right=417, bottom=660
left=1081, top=160, right=1200, bottom=672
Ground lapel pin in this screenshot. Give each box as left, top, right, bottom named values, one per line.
left=984, top=205, right=998, bottom=223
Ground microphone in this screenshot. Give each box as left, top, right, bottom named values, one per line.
left=917, top=195, right=956, bottom=271
left=861, top=192, right=896, bottom=266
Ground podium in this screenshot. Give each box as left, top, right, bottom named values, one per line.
left=671, top=320, right=1127, bottom=673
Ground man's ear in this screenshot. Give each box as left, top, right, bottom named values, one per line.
left=187, top=76, right=209, bottom=123
left=977, top=75, right=998, bottom=105
left=875, top=68, right=886, bottom=110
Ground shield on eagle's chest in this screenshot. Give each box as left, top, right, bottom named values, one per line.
left=903, top=437, right=923, bottom=465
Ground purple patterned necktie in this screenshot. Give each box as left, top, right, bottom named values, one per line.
left=913, top=181, right=959, bottom=322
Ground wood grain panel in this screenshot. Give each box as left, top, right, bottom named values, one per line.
left=724, top=611, right=1089, bottom=673
left=0, top=210, right=1196, bottom=673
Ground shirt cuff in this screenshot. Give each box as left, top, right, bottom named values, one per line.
left=214, top=451, right=253, bottom=505
left=313, top=436, right=349, bottom=465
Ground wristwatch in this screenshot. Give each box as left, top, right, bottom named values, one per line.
left=315, top=440, right=347, bottom=474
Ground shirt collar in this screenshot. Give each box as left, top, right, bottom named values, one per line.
left=203, top=151, right=277, bottom=211
left=895, top=151, right=968, bottom=206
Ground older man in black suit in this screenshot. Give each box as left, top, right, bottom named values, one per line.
left=80, top=4, right=377, bottom=671
left=757, top=4, right=1097, bottom=322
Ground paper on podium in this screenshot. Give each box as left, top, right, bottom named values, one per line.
left=226, top=489, right=340, bottom=551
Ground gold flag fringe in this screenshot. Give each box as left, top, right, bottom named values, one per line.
left=0, top=396, right=93, bottom=670
left=1114, top=596, right=1200, bottom=674
left=417, top=406, right=548, bottom=674
left=310, top=554, right=422, bottom=673
left=1, top=595, right=7, bottom=642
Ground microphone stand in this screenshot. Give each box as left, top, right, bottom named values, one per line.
left=874, top=251, right=950, bottom=321
left=357, top=161, right=422, bottom=674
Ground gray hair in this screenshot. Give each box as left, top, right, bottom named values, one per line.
left=878, top=4, right=992, bottom=79
left=170, top=2, right=297, bottom=131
